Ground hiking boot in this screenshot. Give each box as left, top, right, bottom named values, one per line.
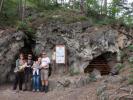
left=41, top=86, right=45, bottom=92
left=44, top=85, right=48, bottom=93
left=36, top=89, right=40, bottom=92
left=32, top=89, right=35, bottom=92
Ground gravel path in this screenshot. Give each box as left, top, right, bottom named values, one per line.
left=0, top=82, right=99, bottom=100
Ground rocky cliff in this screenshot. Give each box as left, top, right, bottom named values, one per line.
left=0, top=29, right=25, bottom=83
left=0, top=21, right=132, bottom=83
left=34, top=21, right=132, bottom=73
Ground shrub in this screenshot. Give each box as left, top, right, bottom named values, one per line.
left=128, top=57, right=133, bottom=64
left=128, top=78, right=133, bottom=84
left=69, top=67, right=80, bottom=76
left=128, top=45, right=133, bottom=51
left=89, top=74, right=97, bottom=82
left=116, top=63, right=125, bottom=71
left=17, top=21, right=36, bottom=41
left=17, top=21, right=28, bottom=30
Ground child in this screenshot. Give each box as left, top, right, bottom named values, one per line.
left=32, top=57, right=41, bottom=92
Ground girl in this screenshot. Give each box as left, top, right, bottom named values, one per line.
left=32, top=57, right=41, bottom=92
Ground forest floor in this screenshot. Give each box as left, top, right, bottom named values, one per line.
left=0, top=80, right=99, bottom=100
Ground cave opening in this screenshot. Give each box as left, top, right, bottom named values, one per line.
left=20, top=34, right=36, bottom=60
left=7, top=33, right=37, bottom=83
left=84, top=52, right=117, bottom=75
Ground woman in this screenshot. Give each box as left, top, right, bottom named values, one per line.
left=40, top=51, right=50, bottom=93
left=13, top=53, right=26, bottom=91
left=23, top=54, right=33, bottom=91
left=32, top=56, right=41, bottom=92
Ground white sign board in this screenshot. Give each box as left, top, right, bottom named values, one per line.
left=56, top=45, right=65, bottom=64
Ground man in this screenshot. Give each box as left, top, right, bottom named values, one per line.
left=40, top=51, right=50, bottom=93
left=23, top=54, right=33, bottom=91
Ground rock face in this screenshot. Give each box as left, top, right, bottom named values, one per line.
left=49, top=75, right=91, bottom=91
left=0, top=30, right=25, bottom=83
left=34, top=21, right=132, bottom=73
left=0, top=21, right=132, bottom=83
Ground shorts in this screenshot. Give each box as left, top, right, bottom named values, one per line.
left=40, top=69, right=48, bottom=80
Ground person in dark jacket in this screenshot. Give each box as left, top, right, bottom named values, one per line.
left=23, top=54, right=34, bottom=91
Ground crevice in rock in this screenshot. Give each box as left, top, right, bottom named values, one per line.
left=84, top=52, right=117, bottom=75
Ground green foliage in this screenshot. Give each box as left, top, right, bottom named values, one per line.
left=89, top=74, right=97, bottom=82
left=120, top=50, right=127, bottom=59
left=1, top=0, right=133, bottom=28
left=128, top=78, right=133, bottom=84
left=17, top=21, right=28, bottom=30
left=17, top=20, right=36, bottom=40
left=0, top=0, right=18, bottom=27
left=116, top=63, right=125, bottom=71
left=27, top=0, right=60, bottom=11
left=129, top=65, right=133, bottom=69
left=108, top=0, right=121, bottom=18
left=33, top=8, right=88, bottom=24
left=129, top=57, right=133, bottom=64
left=128, top=45, right=133, bottom=51
left=86, top=0, right=100, bottom=12
left=129, top=70, right=133, bottom=84
left=95, top=17, right=116, bottom=25
left=69, top=67, right=80, bottom=76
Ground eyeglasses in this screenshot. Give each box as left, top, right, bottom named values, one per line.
left=28, top=56, right=32, bottom=58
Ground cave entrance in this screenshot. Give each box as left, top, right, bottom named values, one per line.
left=8, top=33, right=36, bottom=83
left=19, top=34, right=36, bottom=60
left=84, top=52, right=116, bottom=75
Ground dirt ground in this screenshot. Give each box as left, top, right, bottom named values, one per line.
left=0, top=81, right=99, bottom=100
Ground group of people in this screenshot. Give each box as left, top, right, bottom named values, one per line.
left=13, top=51, right=50, bottom=93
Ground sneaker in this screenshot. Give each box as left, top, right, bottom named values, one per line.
left=41, top=86, right=45, bottom=92
left=36, top=89, right=40, bottom=92
left=44, top=86, right=48, bottom=93
left=32, top=89, right=35, bottom=92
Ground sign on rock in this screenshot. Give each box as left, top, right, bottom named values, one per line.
left=56, top=45, right=66, bottom=64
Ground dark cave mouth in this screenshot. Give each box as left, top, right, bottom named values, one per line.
left=19, top=36, right=36, bottom=59
left=84, top=52, right=117, bottom=75
left=7, top=35, right=37, bottom=83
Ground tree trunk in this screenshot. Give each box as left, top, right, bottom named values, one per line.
left=0, top=0, right=4, bottom=14
left=104, top=0, right=107, bottom=15
left=18, top=0, right=22, bottom=20
left=18, top=0, right=26, bottom=21
left=80, top=0, right=85, bottom=14
left=22, top=0, right=26, bottom=21
left=100, top=0, right=104, bottom=14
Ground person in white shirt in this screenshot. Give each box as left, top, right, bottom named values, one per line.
left=40, top=51, right=50, bottom=93
left=32, top=57, right=41, bottom=92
